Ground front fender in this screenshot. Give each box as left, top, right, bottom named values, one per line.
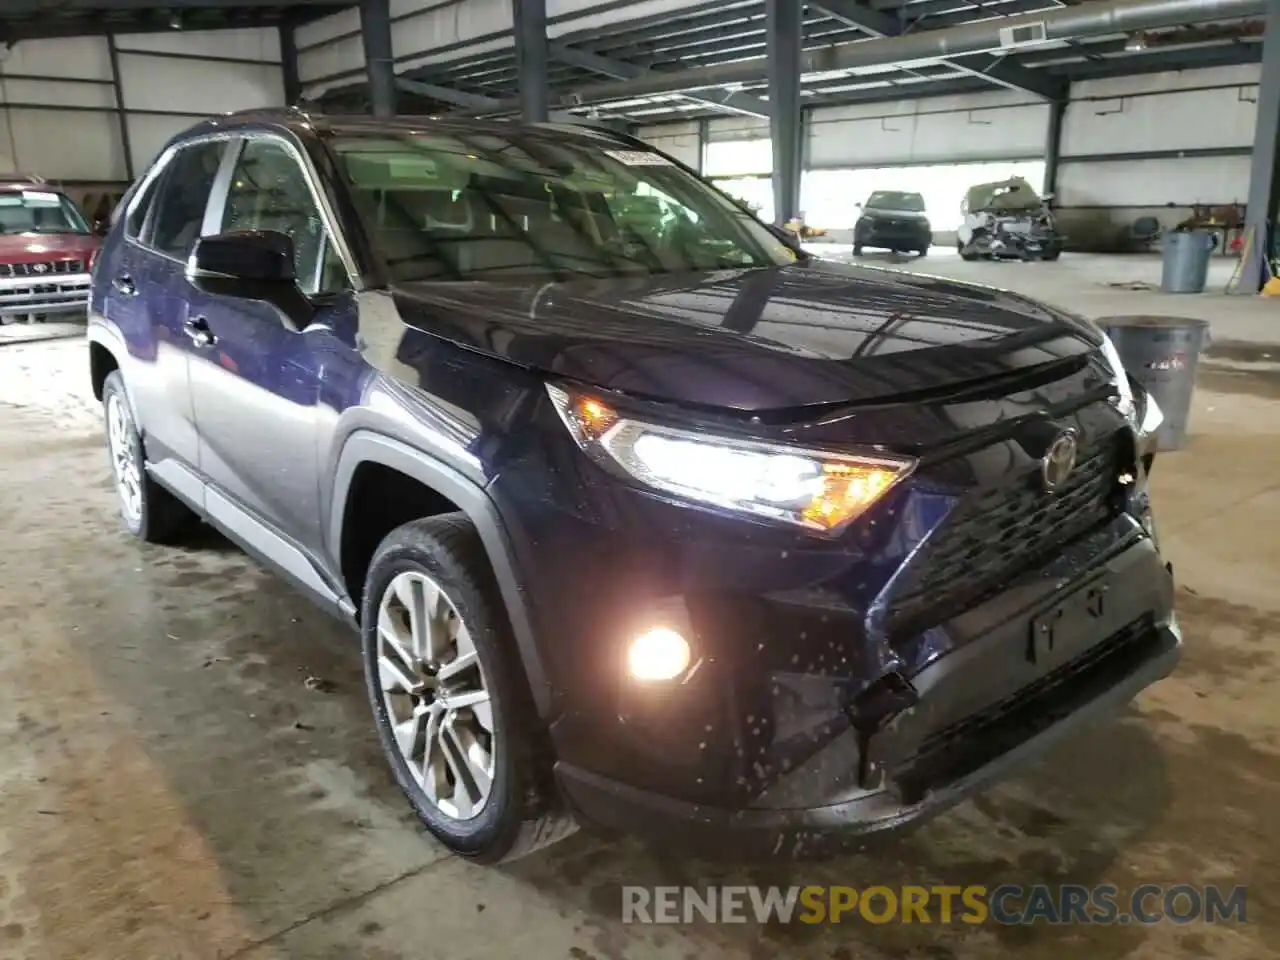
left=328, top=430, right=553, bottom=718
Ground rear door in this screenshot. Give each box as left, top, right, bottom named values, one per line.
left=106, top=138, right=230, bottom=478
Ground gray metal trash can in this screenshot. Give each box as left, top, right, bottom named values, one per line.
left=1100, top=315, right=1210, bottom=450
left=1160, top=230, right=1215, bottom=293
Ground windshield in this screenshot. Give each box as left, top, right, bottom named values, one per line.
left=329, top=131, right=796, bottom=282
left=0, top=189, right=89, bottom=234
left=865, top=191, right=925, bottom=212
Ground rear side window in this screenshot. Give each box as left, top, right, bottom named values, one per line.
left=145, top=140, right=226, bottom=258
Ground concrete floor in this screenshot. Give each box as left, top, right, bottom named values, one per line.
left=1, top=258, right=1279, bottom=959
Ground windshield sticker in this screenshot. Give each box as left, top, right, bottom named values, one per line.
left=21, top=191, right=61, bottom=206
left=603, top=150, right=672, bottom=167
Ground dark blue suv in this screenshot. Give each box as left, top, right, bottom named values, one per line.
left=87, top=108, right=1178, bottom=863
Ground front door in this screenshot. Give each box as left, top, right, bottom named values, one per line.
left=187, top=135, right=351, bottom=557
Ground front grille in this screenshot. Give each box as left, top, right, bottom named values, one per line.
left=887, top=434, right=1122, bottom=636
left=0, top=259, right=85, bottom=277
left=893, top=614, right=1158, bottom=802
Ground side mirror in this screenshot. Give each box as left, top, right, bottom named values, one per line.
left=188, top=229, right=296, bottom=284
left=855, top=202, right=863, bottom=209
left=187, top=229, right=313, bottom=328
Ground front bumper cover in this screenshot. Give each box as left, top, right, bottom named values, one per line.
left=0, top=272, right=91, bottom=317
left=555, top=536, right=1179, bottom=859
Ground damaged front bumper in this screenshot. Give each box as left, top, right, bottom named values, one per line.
left=555, top=533, right=1178, bottom=859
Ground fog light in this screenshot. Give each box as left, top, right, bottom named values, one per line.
left=627, top=627, right=691, bottom=682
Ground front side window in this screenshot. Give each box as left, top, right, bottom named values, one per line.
left=0, top=189, right=89, bottom=235
left=147, top=139, right=227, bottom=258
left=328, top=131, right=796, bottom=283
left=220, top=138, right=345, bottom=295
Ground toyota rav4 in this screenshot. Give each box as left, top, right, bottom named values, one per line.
left=87, top=109, right=1178, bottom=863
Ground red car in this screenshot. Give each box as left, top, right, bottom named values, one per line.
left=0, top=176, right=101, bottom=323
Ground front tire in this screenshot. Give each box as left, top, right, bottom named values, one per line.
left=361, top=514, right=575, bottom=863
left=101, top=370, right=194, bottom=543
left=852, top=243, right=864, bottom=257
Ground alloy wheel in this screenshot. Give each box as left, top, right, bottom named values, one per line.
left=376, top=570, right=496, bottom=821
left=106, top=393, right=142, bottom=523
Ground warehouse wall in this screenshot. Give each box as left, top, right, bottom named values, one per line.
left=1056, top=64, right=1256, bottom=247
left=639, top=64, right=1259, bottom=249
left=0, top=29, right=285, bottom=208
left=296, top=0, right=704, bottom=95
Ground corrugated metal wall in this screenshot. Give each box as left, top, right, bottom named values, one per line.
left=0, top=30, right=285, bottom=189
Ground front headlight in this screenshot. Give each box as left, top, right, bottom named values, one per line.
left=1098, top=332, right=1136, bottom=423
left=547, top=384, right=916, bottom=532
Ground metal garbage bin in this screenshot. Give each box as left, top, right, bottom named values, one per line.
left=1160, top=229, right=1215, bottom=293
left=1100, top=315, right=1210, bottom=450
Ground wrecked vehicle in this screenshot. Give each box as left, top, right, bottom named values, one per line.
left=957, top=177, right=1063, bottom=262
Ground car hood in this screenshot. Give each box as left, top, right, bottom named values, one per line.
left=0, top=232, right=99, bottom=263
left=389, top=259, right=1099, bottom=413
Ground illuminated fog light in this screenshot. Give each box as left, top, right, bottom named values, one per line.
left=627, top=627, right=691, bottom=682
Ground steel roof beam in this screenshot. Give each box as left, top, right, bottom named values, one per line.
left=810, top=0, right=1067, bottom=99
left=550, top=41, right=772, bottom=118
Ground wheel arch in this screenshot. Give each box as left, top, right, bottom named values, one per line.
left=330, top=430, right=553, bottom=718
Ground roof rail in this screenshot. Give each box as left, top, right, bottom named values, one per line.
left=0, top=172, right=46, bottom=184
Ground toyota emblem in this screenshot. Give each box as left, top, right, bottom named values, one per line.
left=1041, top=429, right=1078, bottom=493
left=32, top=263, right=48, bottom=274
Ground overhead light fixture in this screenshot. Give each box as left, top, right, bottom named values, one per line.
left=1125, top=32, right=1148, bottom=51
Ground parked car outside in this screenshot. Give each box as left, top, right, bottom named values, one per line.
left=0, top=178, right=101, bottom=323
left=852, top=190, right=932, bottom=257
left=87, top=109, right=1177, bottom=863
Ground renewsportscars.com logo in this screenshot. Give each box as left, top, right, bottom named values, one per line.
left=621, top=884, right=1248, bottom=926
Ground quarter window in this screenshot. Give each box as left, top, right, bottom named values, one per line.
left=147, top=140, right=226, bottom=257
left=219, top=138, right=345, bottom=295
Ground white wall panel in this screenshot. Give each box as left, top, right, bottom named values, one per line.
left=0, top=32, right=286, bottom=185
left=0, top=37, right=112, bottom=81
left=127, top=114, right=204, bottom=171
left=706, top=116, right=770, bottom=142
left=808, top=89, right=1048, bottom=167
left=0, top=108, right=127, bottom=180
left=638, top=121, right=700, bottom=168
left=297, top=6, right=363, bottom=48
left=1062, top=68, right=1256, bottom=156
left=118, top=52, right=282, bottom=115
left=114, top=27, right=281, bottom=62
left=379, top=0, right=700, bottom=79
left=1058, top=156, right=1251, bottom=208
left=0, top=78, right=116, bottom=110
left=299, top=34, right=366, bottom=85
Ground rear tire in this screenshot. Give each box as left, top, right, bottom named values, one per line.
left=101, top=370, right=194, bottom=544
left=852, top=244, right=864, bottom=257
left=361, top=514, right=576, bottom=863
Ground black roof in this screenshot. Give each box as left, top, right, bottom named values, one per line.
left=176, top=106, right=641, bottom=148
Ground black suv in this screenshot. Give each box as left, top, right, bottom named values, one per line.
left=87, top=109, right=1178, bottom=863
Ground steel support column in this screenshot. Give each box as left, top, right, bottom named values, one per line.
left=1234, top=0, right=1280, bottom=293
left=767, top=0, right=802, bottom=227
left=106, top=34, right=134, bottom=181
left=696, top=118, right=710, bottom=176
left=1044, top=96, right=1067, bottom=198
left=359, top=0, right=396, bottom=117
left=512, top=0, right=549, bottom=123
left=280, top=19, right=303, bottom=107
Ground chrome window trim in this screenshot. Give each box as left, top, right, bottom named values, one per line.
left=123, top=126, right=362, bottom=292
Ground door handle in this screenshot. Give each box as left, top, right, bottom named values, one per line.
left=111, top=274, right=136, bottom=296
left=183, top=316, right=216, bottom=349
